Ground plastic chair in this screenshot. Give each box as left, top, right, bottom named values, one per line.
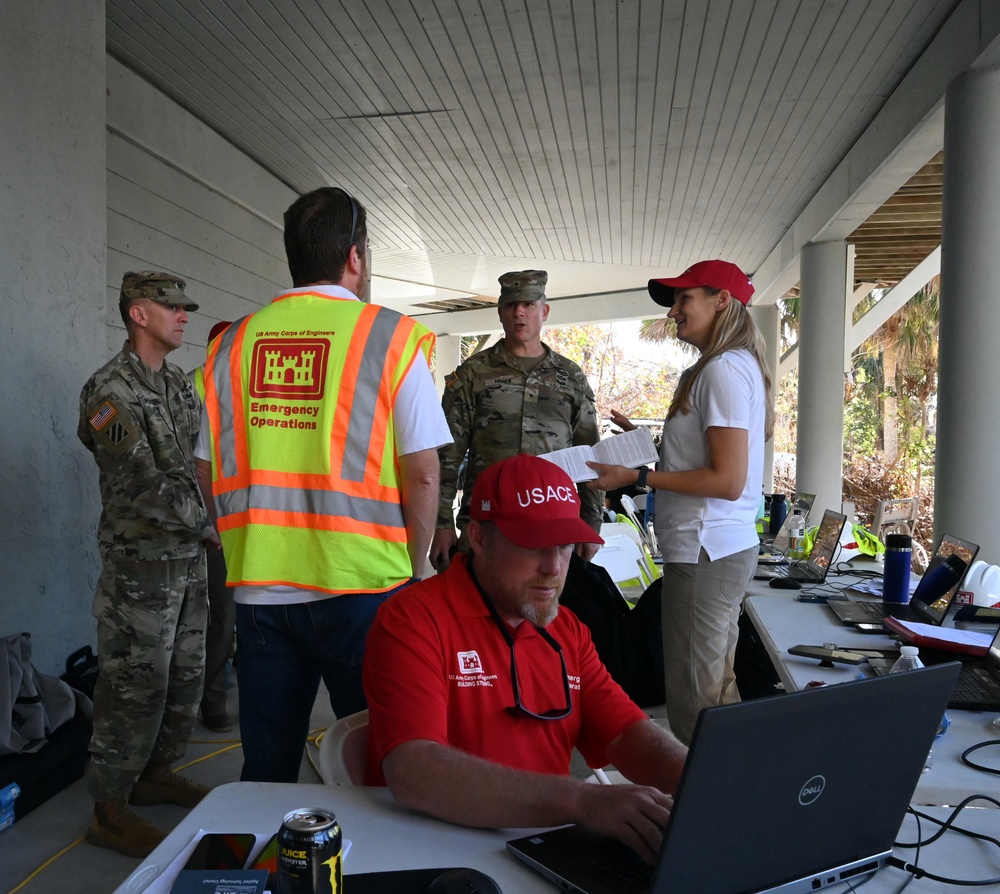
left=608, top=518, right=660, bottom=583
left=619, top=493, right=656, bottom=552
left=591, top=535, right=653, bottom=599
left=870, top=497, right=919, bottom=541
left=600, top=521, right=643, bottom=548
left=317, top=709, right=369, bottom=785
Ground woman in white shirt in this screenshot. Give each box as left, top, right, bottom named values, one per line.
left=588, top=260, right=774, bottom=744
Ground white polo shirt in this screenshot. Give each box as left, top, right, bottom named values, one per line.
left=654, top=349, right=765, bottom=564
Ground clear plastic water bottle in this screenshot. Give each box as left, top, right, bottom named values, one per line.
left=788, top=509, right=806, bottom=559
left=889, top=646, right=949, bottom=771
left=890, top=645, right=923, bottom=672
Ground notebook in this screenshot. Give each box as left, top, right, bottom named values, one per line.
left=754, top=509, right=846, bottom=582
left=868, top=624, right=1000, bottom=711
left=506, top=664, right=960, bottom=894
left=828, top=533, right=979, bottom=628
left=769, top=492, right=816, bottom=554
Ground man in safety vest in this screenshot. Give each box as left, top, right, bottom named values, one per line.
left=195, top=187, right=452, bottom=783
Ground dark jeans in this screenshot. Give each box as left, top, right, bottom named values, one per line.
left=200, top=548, right=234, bottom=718
left=235, top=588, right=397, bottom=782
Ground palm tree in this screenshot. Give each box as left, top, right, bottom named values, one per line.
left=852, top=278, right=939, bottom=472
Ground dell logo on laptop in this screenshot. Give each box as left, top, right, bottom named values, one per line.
left=798, top=775, right=826, bottom=805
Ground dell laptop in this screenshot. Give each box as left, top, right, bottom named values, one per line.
left=754, top=509, right=846, bottom=583
left=828, top=533, right=979, bottom=628
left=506, top=663, right=959, bottom=894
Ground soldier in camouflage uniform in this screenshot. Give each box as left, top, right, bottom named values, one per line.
left=78, top=271, right=220, bottom=858
left=430, top=270, right=604, bottom=570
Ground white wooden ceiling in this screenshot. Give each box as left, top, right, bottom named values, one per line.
left=106, top=0, right=966, bottom=328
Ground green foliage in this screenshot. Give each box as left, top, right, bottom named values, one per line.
left=542, top=324, right=680, bottom=420
left=843, top=365, right=879, bottom=456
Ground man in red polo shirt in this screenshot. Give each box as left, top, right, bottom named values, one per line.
left=364, top=454, right=687, bottom=863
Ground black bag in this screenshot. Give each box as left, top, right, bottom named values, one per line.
left=61, top=645, right=99, bottom=700
left=560, top=555, right=665, bottom=707
left=734, top=610, right=782, bottom=700
left=0, top=699, right=91, bottom=818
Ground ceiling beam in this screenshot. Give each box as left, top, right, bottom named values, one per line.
left=754, top=0, right=1000, bottom=306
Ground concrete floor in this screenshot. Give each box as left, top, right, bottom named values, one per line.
left=2, top=672, right=647, bottom=894
left=2, top=678, right=335, bottom=894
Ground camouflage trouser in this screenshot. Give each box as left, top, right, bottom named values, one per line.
left=87, top=554, right=208, bottom=802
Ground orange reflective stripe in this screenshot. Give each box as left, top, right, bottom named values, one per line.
left=206, top=316, right=252, bottom=488
left=330, top=303, right=377, bottom=481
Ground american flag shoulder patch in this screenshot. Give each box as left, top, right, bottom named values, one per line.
left=89, top=401, right=116, bottom=430
left=89, top=398, right=139, bottom=456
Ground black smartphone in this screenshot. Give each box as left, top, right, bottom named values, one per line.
left=797, top=594, right=829, bottom=604
left=183, top=833, right=257, bottom=871
left=249, top=833, right=280, bottom=888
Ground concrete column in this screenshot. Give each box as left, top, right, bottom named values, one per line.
left=796, top=242, right=849, bottom=516
left=750, top=304, right=779, bottom=492
left=0, top=1, right=107, bottom=672
left=937, top=65, right=1000, bottom=559
left=435, top=335, right=462, bottom=396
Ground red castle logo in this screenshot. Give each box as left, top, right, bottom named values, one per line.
left=458, top=651, right=483, bottom=674
left=250, top=338, right=330, bottom=399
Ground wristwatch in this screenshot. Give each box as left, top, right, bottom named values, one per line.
left=636, top=466, right=650, bottom=489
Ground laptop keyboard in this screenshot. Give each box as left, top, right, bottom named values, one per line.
left=770, top=563, right=820, bottom=582
left=581, top=850, right=652, bottom=894
left=953, top=668, right=1000, bottom=703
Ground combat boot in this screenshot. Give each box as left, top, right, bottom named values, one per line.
left=86, top=798, right=167, bottom=858
left=130, top=762, right=212, bottom=808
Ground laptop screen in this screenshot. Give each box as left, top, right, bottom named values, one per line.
left=916, top=534, right=979, bottom=622
left=805, top=509, right=846, bottom=572
left=507, top=664, right=960, bottom=894
left=647, top=664, right=959, bottom=894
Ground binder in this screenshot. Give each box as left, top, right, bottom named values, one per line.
left=883, top=616, right=991, bottom=656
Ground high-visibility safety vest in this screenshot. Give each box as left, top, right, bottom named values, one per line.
left=203, top=291, right=436, bottom=594
left=192, top=366, right=205, bottom=400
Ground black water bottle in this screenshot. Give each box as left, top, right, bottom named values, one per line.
left=768, top=494, right=787, bottom=537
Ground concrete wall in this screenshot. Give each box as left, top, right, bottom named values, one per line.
left=1, top=19, right=296, bottom=673
left=0, top=1, right=108, bottom=675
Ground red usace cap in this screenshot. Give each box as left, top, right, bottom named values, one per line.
left=470, top=454, right=604, bottom=549
left=648, top=259, right=755, bottom=307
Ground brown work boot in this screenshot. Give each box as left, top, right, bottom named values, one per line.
left=130, top=762, right=212, bottom=808
left=86, top=798, right=167, bottom=858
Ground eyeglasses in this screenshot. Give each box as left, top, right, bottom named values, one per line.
left=473, top=567, right=573, bottom=722
left=344, top=190, right=358, bottom=250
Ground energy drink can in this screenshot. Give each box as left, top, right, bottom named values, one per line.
left=277, top=807, right=342, bottom=894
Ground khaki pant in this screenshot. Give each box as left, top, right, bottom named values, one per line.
left=660, top=545, right=757, bottom=745
left=87, top=555, right=207, bottom=801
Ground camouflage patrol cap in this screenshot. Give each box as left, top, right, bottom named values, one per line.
left=498, top=270, right=547, bottom=306
left=119, top=271, right=199, bottom=312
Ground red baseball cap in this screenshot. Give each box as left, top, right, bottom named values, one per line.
left=208, top=320, right=232, bottom=343
left=470, top=454, right=604, bottom=549
left=648, top=259, right=755, bottom=307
